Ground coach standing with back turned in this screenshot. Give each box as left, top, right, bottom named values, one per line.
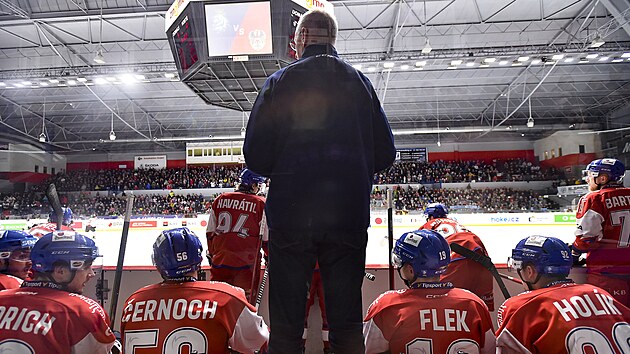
left=244, top=8, right=396, bottom=354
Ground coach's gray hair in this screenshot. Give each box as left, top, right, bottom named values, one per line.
left=296, top=9, right=338, bottom=45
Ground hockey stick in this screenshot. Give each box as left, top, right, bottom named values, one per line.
left=248, top=235, right=264, bottom=306
left=387, top=189, right=394, bottom=290
left=255, top=265, right=269, bottom=311
left=499, top=272, right=523, bottom=285
left=449, top=243, right=512, bottom=299
left=108, top=194, right=135, bottom=326
left=45, top=184, right=63, bottom=231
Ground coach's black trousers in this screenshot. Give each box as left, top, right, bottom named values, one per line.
left=267, top=229, right=367, bottom=354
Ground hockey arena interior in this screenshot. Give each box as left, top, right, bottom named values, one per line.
left=1, top=0, right=630, bottom=352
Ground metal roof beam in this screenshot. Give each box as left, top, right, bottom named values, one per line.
left=600, top=0, right=630, bottom=37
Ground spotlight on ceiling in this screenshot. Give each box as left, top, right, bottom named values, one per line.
left=526, top=117, right=534, bottom=128
left=240, top=127, right=246, bottom=137
left=109, top=130, right=117, bottom=141
left=38, top=133, right=46, bottom=142
left=93, top=48, right=106, bottom=64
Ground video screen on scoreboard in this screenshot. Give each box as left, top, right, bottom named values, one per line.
left=171, top=12, right=200, bottom=76
left=396, top=148, right=427, bottom=163
left=205, top=1, right=273, bottom=57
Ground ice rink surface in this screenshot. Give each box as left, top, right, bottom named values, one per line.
left=86, top=213, right=577, bottom=269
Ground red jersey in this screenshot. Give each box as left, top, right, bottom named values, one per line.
left=206, top=191, right=267, bottom=269
left=28, top=223, right=73, bottom=238
left=121, top=280, right=268, bottom=354
left=0, top=273, right=23, bottom=290
left=0, top=282, right=115, bottom=353
left=496, top=282, right=630, bottom=353
left=420, top=218, right=494, bottom=310
left=363, top=284, right=495, bottom=354
left=574, top=185, right=630, bottom=275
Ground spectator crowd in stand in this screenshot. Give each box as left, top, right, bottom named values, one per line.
left=371, top=185, right=557, bottom=213
left=69, top=193, right=212, bottom=217
left=375, top=159, right=562, bottom=184
left=33, top=165, right=242, bottom=192
left=1, top=159, right=566, bottom=219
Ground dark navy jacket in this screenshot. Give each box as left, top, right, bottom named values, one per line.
left=244, top=44, right=396, bottom=232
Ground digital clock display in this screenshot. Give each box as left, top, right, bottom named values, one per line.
left=172, top=14, right=199, bottom=75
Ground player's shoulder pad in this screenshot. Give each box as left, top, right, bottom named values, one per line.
left=365, top=289, right=408, bottom=315
left=196, top=281, right=256, bottom=310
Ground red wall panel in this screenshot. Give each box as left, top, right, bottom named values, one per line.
left=428, top=150, right=535, bottom=163
left=539, top=153, right=597, bottom=169
left=67, top=161, right=134, bottom=171
left=5, top=172, right=51, bottom=184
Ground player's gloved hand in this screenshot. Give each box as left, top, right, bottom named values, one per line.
left=569, top=244, right=586, bottom=267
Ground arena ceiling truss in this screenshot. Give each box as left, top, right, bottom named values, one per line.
left=0, top=0, right=628, bottom=153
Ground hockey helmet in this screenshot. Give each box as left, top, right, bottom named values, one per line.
left=239, top=168, right=266, bottom=188
left=152, top=227, right=203, bottom=278
left=424, top=203, right=449, bottom=219
left=508, top=235, right=572, bottom=277
left=392, top=229, right=450, bottom=278
left=31, top=231, right=100, bottom=272
left=0, top=230, right=38, bottom=260
left=582, top=158, right=625, bottom=183
left=49, top=207, right=74, bottom=226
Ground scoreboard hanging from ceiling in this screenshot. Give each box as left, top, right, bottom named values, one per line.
left=165, top=0, right=334, bottom=80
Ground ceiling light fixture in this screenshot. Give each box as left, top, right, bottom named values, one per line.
left=517, top=56, right=529, bottom=62
left=552, top=54, right=564, bottom=60
left=93, top=48, right=106, bottom=64
left=484, top=58, right=496, bottom=63
left=39, top=99, right=46, bottom=142
left=383, top=62, right=395, bottom=69
left=400, top=64, right=410, bottom=70
left=109, top=113, right=116, bottom=141
left=241, top=112, right=247, bottom=137
left=586, top=53, right=598, bottom=59
left=93, top=1, right=106, bottom=64
left=527, top=97, right=534, bottom=128
left=590, top=35, right=605, bottom=48
left=422, top=38, right=432, bottom=54
left=531, top=59, right=541, bottom=65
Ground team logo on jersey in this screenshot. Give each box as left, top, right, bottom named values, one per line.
left=52, top=231, right=75, bottom=242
